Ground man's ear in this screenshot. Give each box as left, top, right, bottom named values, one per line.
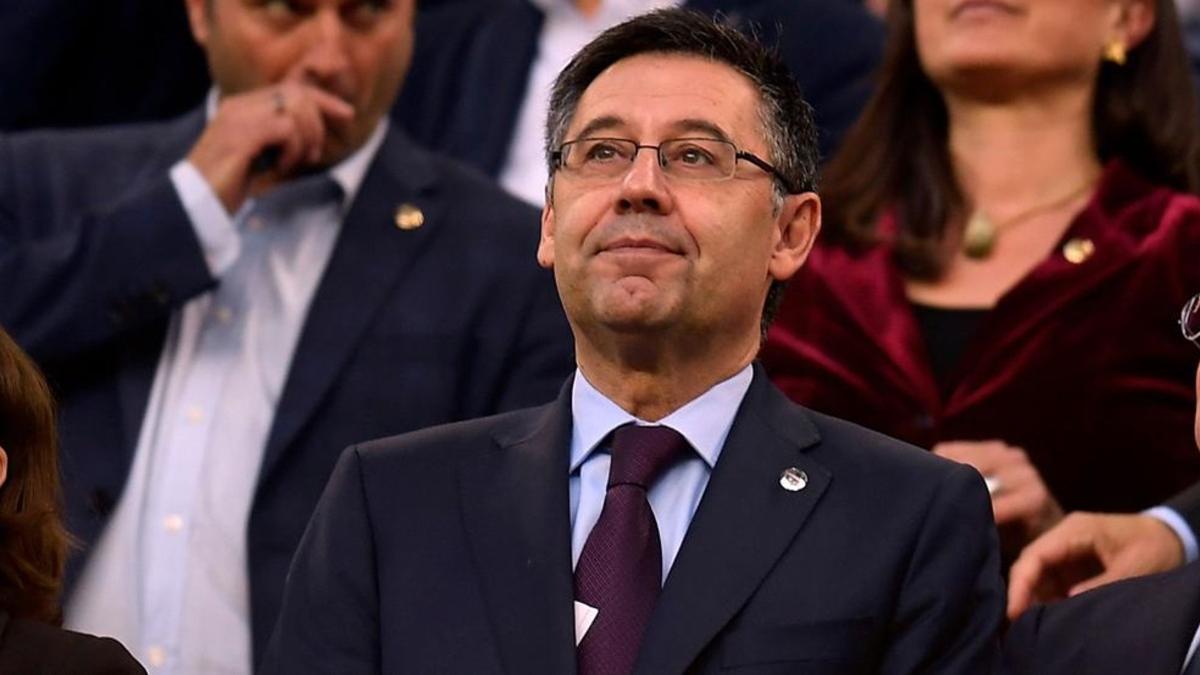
left=537, top=199, right=556, bottom=270
left=184, top=0, right=212, bottom=47
left=768, top=192, right=821, bottom=282
left=0, top=445, right=8, bottom=490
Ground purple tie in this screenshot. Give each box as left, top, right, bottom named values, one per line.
left=575, top=424, right=690, bottom=675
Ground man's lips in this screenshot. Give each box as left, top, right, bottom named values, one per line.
left=599, top=236, right=683, bottom=255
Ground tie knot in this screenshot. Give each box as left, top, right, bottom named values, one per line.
left=607, top=424, right=690, bottom=489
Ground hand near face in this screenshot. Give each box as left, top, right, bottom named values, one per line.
left=932, top=439, right=1063, bottom=551
left=187, top=81, right=355, bottom=214
left=1006, top=512, right=1186, bottom=620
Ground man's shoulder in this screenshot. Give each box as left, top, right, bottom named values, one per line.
left=351, top=398, right=557, bottom=471
left=0, top=112, right=202, bottom=215
left=2, top=112, right=199, bottom=167
left=755, top=379, right=969, bottom=482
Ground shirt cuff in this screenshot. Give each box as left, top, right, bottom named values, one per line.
left=169, top=160, right=240, bottom=276
left=1144, top=505, right=1199, bottom=564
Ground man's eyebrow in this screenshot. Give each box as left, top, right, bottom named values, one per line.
left=668, top=119, right=733, bottom=143
left=572, top=116, right=626, bottom=140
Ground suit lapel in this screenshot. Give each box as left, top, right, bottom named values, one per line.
left=459, top=381, right=578, bottom=675
left=635, top=366, right=830, bottom=674
left=259, top=129, right=441, bottom=481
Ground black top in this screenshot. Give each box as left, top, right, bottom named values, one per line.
left=910, top=302, right=988, bottom=395
left=0, top=611, right=145, bottom=674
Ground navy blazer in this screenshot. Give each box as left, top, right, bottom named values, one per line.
left=1004, top=561, right=1200, bottom=674
left=0, top=111, right=574, bottom=665
left=392, top=0, right=885, bottom=175
left=264, top=365, right=1003, bottom=674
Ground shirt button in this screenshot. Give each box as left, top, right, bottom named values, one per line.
left=247, top=215, right=266, bottom=231
left=163, top=514, right=184, bottom=533
left=146, top=646, right=166, bottom=667
left=185, top=405, right=204, bottom=424
left=214, top=306, right=234, bottom=324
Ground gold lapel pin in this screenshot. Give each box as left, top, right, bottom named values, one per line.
left=394, top=203, right=425, bottom=231
left=1062, top=238, right=1095, bottom=264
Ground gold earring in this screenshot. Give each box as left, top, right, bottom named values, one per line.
left=1103, top=39, right=1127, bottom=65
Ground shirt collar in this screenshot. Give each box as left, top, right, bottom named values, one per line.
left=569, top=364, right=754, bottom=473
left=204, top=87, right=388, bottom=212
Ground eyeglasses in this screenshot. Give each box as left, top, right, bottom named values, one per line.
left=1183, top=293, right=1200, bottom=350
left=551, top=137, right=795, bottom=193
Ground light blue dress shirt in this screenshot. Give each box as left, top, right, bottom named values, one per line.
left=65, top=95, right=388, bottom=675
left=568, top=365, right=753, bottom=581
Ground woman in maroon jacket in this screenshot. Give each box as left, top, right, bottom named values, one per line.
left=763, top=0, right=1200, bottom=560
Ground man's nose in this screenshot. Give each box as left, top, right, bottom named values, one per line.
left=616, top=149, right=674, bottom=215
left=295, top=10, right=353, bottom=91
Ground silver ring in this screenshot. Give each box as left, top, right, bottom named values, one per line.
left=984, top=475, right=1003, bottom=496
left=272, top=91, right=286, bottom=115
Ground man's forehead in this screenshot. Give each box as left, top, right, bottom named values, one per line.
left=569, top=53, right=763, bottom=141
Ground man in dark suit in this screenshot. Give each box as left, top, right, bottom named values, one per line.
left=1002, top=301, right=1200, bottom=674
left=392, top=0, right=884, bottom=205
left=265, top=10, right=1003, bottom=674
left=0, top=0, right=572, bottom=671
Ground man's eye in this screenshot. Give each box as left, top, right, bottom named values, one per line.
left=260, top=0, right=303, bottom=20
left=675, top=145, right=715, bottom=165
left=583, top=143, right=625, bottom=162
left=345, top=0, right=390, bottom=25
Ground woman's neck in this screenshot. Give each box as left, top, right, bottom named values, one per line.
left=945, top=87, right=1102, bottom=217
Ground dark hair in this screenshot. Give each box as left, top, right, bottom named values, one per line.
left=544, top=8, right=820, bottom=333
left=0, top=328, right=69, bottom=624
left=822, top=0, right=1200, bottom=279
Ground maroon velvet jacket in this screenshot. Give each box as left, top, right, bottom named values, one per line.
left=762, top=162, right=1200, bottom=513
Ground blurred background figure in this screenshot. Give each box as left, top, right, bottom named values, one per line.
left=0, top=2, right=207, bottom=131
left=762, top=0, right=1200, bottom=563
left=392, top=0, right=885, bottom=205
left=0, top=327, right=143, bottom=673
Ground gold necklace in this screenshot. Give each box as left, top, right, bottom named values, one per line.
left=962, top=179, right=1097, bottom=259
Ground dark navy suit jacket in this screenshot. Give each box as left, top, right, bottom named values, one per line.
left=1004, top=561, right=1200, bottom=674
left=392, top=0, right=885, bottom=174
left=0, top=111, right=574, bottom=665
left=263, top=366, right=1003, bottom=674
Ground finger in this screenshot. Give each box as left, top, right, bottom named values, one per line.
left=301, top=84, right=356, bottom=121
left=266, top=114, right=307, bottom=175
left=1007, top=555, right=1046, bottom=619
left=1068, top=570, right=1123, bottom=597
left=284, top=91, right=327, bottom=165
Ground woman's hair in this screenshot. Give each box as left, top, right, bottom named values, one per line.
left=0, top=328, right=69, bottom=624
left=822, top=0, right=1200, bottom=279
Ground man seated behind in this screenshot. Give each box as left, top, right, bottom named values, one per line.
left=0, top=0, right=573, bottom=671
left=264, top=9, right=1003, bottom=674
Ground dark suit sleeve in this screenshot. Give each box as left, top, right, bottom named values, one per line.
left=1000, top=605, right=1044, bottom=675
left=882, top=463, right=1004, bottom=674
left=1165, top=481, right=1200, bottom=538
left=261, top=446, right=381, bottom=674
left=0, top=136, right=214, bottom=364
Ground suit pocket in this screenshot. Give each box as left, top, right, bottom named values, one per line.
left=719, top=617, right=875, bottom=673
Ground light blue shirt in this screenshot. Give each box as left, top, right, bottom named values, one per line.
left=568, top=365, right=753, bottom=581
left=65, top=96, right=388, bottom=675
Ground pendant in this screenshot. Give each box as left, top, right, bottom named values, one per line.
left=962, top=210, right=996, bottom=259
